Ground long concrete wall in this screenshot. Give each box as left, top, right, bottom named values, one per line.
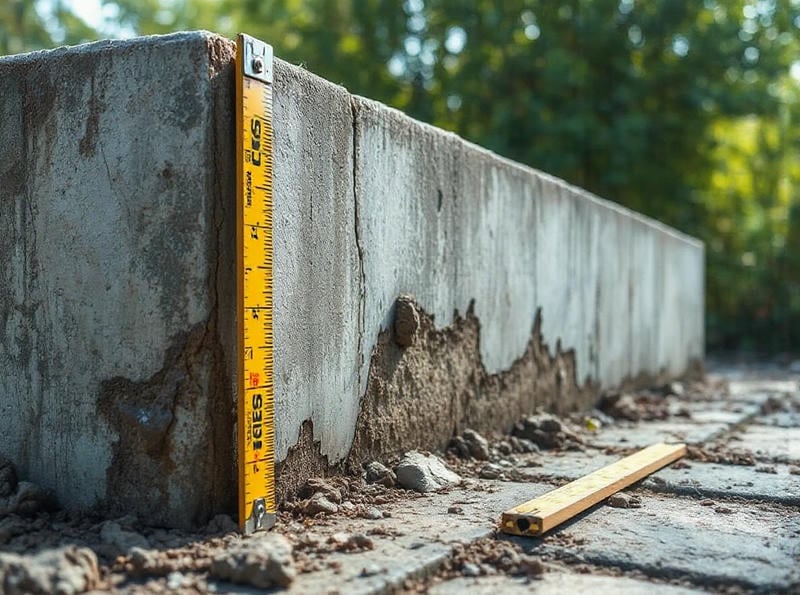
left=0, top=31, right=704, bottom=527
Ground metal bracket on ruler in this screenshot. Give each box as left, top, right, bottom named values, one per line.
left=244, top=498, right=274, bottom=533
left=241, top=34, right=273, bottom=83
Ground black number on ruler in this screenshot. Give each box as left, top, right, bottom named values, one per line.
left=244, top=346, right=253, bottom=359
left=252, top=393, right=263, bottom=450
left=250, top=226, right=258, bottom=239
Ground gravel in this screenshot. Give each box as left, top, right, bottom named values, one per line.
left=0, top=546, right=100, bottom=595
left=209, top=534, right=295, bottom=589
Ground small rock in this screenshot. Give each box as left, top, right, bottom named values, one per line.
left=0, top=457, right=17, bottom=498
left=714, top=505, right=733, bottom=514
left=339, top=501, right=356, bottom=512
left=461, top=562, right=480, bottom=577
left=755, top=465, right=778, bottom=474
left=210, top=534, right=295, bottom=589
left=789, top=466, right=800, bottom=476
left=449, top=436, right=472, bottom=459
left=447, top=506, right=464, bottom=515
left=362, top=507, right=383, bottom=520
left=538, top=417, right=562, bottom=433
left=364, top=461, right=396, bottom=487
left=509, top=436, right=539, bottom=454
left=478, top=463, right=503, bottom=480
left=517, top=555, right=545, bottom=577
left=607, top=492, right=641, bottom=508
left=0, top=516, right=29, bottom=544
left=662, top=382, right=685, bottom=397
left=166, top=571, right=185, bottom=590
left=496, top=441, right=513, bottom=456
left=100, top=521, right=150, bottom=555
left=300, top=478, right=343, bottom=503
left=512, top=414, right=581, bottom=449
left=302, top=493, right=338, bottom=516
left=329, top=533, right=374, bottom=552
left=0, top=481, right=52, bottom=517
left=129, top=547, right=169, bottom=577
left=394, top=451, right=461, bottom=492
left=462, top=429, right=490, bottom=460
left=0, top=546, right=100, bottom=595
left=205, top=514, right=238, bottom=535
left=394, top=295, right=420, bottom=348
left=601, top=393, right=642, bottom=421
left=360, top=563, right=383, bottom=577
left=699, top=499, right=715, bottom=506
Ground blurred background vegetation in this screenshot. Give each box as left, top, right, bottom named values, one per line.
left=3, top=0, right=800, bottom=353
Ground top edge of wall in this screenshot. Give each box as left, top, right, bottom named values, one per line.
left=353, top=95, right=704, bottom=251
left=0, top=30, right=224, bottom=66
left=1, top=29, right=704, bottom=252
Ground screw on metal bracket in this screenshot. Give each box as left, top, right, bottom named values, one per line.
left=244, top=498, right=271, bottom=533
left=241, top=34, right=273, bottom=84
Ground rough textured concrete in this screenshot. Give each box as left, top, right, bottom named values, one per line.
left=0, top=367, right=795, bottom=592
left=0, top=32, right=237, bottom=527
left=731, top=425, right=800, bottom=463
left=354, top=96, right=704, bottom=392
left=522, top=450, right=800, bottom=506
left=270, top=59, right=361, bottom=469
left=428, top=573, right=704, bottom=595
left=0, top=31, right=705, bottom=524
left=526, top=494, right=800, bottom=591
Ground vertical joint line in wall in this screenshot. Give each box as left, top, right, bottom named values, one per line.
left=350, top=97, right=366, bottom=393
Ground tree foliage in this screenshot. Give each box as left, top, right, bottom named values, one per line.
left=3, top=0, right=800, bottom=352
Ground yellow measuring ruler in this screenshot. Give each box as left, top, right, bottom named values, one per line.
left=501, top=442, right=686, bottom=537
left=236, top=33, right=276, bottom=533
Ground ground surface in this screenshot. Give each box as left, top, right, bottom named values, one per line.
left=1, top=362, right=799, bottom=594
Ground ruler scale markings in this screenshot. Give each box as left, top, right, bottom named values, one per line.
left=236, top=33, right=276, bottom=534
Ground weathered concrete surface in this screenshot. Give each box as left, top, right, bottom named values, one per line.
left=0, top=32, right=237, bottom=527
left=270, top=56, right=361, bottom=473
left=0, top=31, right=705, bottom=524
left=522, top=450, right=800, bottom=506
left=730, top=425, right=800, bottom=463
left=428, top=573, right=704, bottom=595
left=355, top=96, right=704, bottom=391
left=584, top=421, right=728, bottom=448
left=525, top=494, right=800, bottom=591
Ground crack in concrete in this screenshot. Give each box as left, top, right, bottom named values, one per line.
left=350, top=97, right=366, bottom=398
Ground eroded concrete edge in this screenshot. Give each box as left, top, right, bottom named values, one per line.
left=96, top=33, right=239, bottom=527
left=275, top=55, right=704, bottom=498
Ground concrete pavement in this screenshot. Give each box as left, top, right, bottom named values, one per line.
left=2, top=364, right=796, bottom=593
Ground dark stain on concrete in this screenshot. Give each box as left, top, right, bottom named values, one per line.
left=205, top=32, right=238, bottom=525
left=78, top=75, right=103, bottom=158
left=93, top=36, right=240, bottom=526
left=98, top=317, right=234, bottom=528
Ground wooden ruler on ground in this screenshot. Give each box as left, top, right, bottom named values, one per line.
left=236, top=33, right=276, bottom=534
left=501, top=442, right=686, bottom=537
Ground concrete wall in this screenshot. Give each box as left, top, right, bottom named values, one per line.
left=0, top=31, right=704, bottom=527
